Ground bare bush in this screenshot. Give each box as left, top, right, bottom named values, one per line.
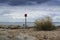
left=35, top=16, right=56, bottom=31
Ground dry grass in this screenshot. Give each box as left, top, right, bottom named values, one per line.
left=0, top=29, right=60, bottom=40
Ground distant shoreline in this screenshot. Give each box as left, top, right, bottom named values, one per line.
left=0, top=22, right=60, bottom=26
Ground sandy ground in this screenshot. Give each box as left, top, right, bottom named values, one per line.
left=0, top=29, right=60, bottom=40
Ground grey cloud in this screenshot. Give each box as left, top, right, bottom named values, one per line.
left=0, top=0, right=60, bottom=6
left=0, top=10, right=12, bottom=16
left=0, top=0, right=50, bottom=6
left=45, top=0, right=60, bottom=6
left=0, top=0, right=8, bottom=3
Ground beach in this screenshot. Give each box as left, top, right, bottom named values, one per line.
left=0, top=29, right=60, bottom=40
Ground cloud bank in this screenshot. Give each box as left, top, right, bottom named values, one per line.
left=0, top=0, right=49, bottom=5
left=0, top=5, right=60, bottom=22
left=0, top=0, right=60, bottom=22
left=0, top=0, right=59, bottom=6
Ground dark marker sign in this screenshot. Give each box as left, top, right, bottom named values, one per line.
left=24, top=14, right=27, bottom=17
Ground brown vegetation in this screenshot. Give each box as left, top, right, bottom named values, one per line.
left=35, top=16, right=56, bottom=31
left=0, top=29, right=60, bottom=40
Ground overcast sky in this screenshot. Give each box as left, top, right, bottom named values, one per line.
left=0, top=0, right=60, bottom=22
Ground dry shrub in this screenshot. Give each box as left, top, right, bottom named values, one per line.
left=35, top=16, right=56, bottom=31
